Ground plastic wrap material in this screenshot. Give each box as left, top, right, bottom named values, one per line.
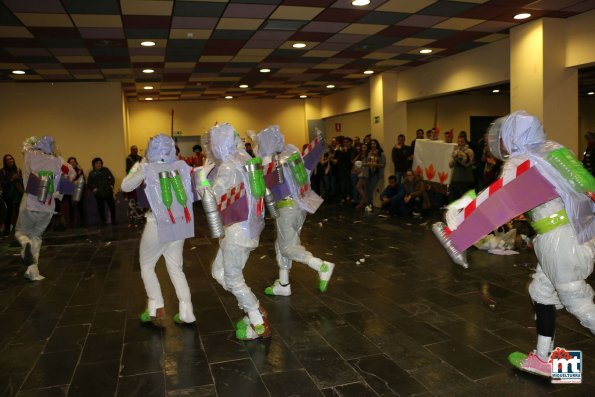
left=200, top=185, right=225, bottom=238
left=432, top=222, right=469, bottom=269
left=143, top=160, right=194, bottom=243
left=23, top=150, right=61, bottom=213
left=72, top=177, right=85, bottom=202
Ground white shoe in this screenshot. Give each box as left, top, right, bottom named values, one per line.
left=24, top=265, right=45, bottom=281
left=365, top=205, right=373, bottom=213
left=264, top=280, right=292, bottom=296
left=318, top=261, right=335, bottom=292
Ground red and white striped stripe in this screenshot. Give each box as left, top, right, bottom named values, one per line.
left=264, top=161, right=275, bottom=175
left=456, top=159, right=532, bottom=224
left=217, top=182, right=246, bottom=211
left=302, top=136, right=321, bottom=157
left=299, top=183, right=310, bottom=197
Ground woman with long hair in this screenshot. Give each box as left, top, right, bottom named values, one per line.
left=366, top=139, right=386, bottom=211
left=65, top=157, right=85, bottom=227
left=0, top=154, right=24, bottom=237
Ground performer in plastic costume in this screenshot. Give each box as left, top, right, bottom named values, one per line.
left=446, top=111, right=595, bottom=377
left=196, top=123, right=269, bottom=340
left=121, top=134, right=196, bottom=325
left=15, top=136, right=75, bottom=281
left=255, top=125, right=335, bottom=296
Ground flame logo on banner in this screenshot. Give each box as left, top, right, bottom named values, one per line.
left=425, top=164, right=436, bottom=181
left=415, top=165, right=423, bottom=176
left=438, top=171, right=449, bottom=184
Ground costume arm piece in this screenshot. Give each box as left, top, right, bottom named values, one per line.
left=547, top=147, right=595, bottom=195
left=121, top=162, right=145, bottom=192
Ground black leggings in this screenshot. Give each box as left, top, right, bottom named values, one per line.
left=534, top=302, right=556, bottom=337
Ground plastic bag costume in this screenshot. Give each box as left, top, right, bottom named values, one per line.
left=200, top=123, right=268, bottom=340
left=15, top=136, right=75, bottom=281
left=254, top=125, right=334, bottom=296
left=121, top=134, right=196, bottom=324
left=435, top=111, right=595, bottom=377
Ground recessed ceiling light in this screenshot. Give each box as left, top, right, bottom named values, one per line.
left=492, top=89, right=500, bottom=93
left=239, top=84, right=249, bottom=88
left=352, top=0, right=370, bottom=6
left=12, top=70, right=25, bottom=75
left=292, top=43, right=307, bottom=49
left=363, top=70, right=374, bottom=75
left=419, top=48, right=432, bottom=54
left=326, top=84, right=335, bottom=89
left=260, top=68, right=271, bottom=73
left=300, top=95, right=308, bottom=98
left=589, top=91, right=595, bottom=95
left=143, top=86, right=153, bottom=90
left=142, top=69, right=154, bottom=74
left=145, top=98, right=153, bottom=101
left=514, top=13, right=531, bottom=20
left=141, top=41, right=156, bottom=47
left=225, top=95, right=233, bottom=99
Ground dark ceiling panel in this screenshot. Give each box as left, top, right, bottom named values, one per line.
left=0, top=1, right=592, bottom=99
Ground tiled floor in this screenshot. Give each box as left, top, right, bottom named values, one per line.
left=0, top=203, right=594, bottom=397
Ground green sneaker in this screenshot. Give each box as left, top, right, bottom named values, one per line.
left=318, top=261, right=335, bottom=292
left=140, top=310, right=151, bottom=323
left=173, top=313, right=182, bottom=324
left=236, top=316, right=249, bottom=330
left=508, top=351, right=528, bottom=369
left=264, top=280, right=291, bottom=296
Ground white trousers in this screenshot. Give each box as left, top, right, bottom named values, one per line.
left=275, top=205, right=322, bottom=274
left=14, top=197, right=53, bottom=266
left=139, top=215, right=195, bottom=322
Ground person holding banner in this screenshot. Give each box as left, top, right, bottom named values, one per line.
left=15, top=136, right=75, bottom=281
left=121, top=134, right=196, bottom=325
left=253, top=125, right=335, bottom=297
left=197, top=123, right=269, bottom=341
left=436, top=111, right=595, bottom=377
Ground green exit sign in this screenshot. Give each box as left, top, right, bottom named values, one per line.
left=374, top=116, right=380, bottom=124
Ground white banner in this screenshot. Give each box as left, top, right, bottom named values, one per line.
left=412, top=139, right=456, bottom=185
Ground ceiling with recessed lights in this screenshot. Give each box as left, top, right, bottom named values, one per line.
left=1, top=0, right=594, bottom=101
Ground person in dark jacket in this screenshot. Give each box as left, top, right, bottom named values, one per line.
left=583, top=131, right=595, bottom=177
left=0, top=154, right=24, bottom=236
left=88, top=157, right=116, bottom=226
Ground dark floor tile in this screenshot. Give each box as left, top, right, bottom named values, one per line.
left=350, top=354, right=428, bottom=396
left=21, top=350, right=80, bottom=390
left=425, top=340, right=505, bottom=380
left=68, top=360, right=119, bottom=397
left=16, top=385, right=68, bottom=397
left=262, top=369, right=323, bottom=397
left=201, top=332, right=248, bottom=364
left=80, top=331, right=123, bottom=364
left=0, top=311, right=32, bottom=337
left=317, top=325, right=380, bottom=360
left=124, top=318, right=163, bottom=343
left=97, top=292, right=128, bottom=313
left=211, top=359, right=269, bottom=397
left=167, top=385, right=217, bottom=396
left=294, top=304, right=347, bottom=332
left=195, top=307, right=233, bottom=334
left=163, top=323, right=201, bottom=354
left=13, top=317, right=59, bottom=343
left=274, top=321, right=328, bottom=351
left=0, top=341, right=45, bottom=374
left=321, top=382, right=379, bottom=397
left=120, top=340, right=163, bottom=376
left=410, top=363, right=477, bottom=396
left=165, top=349, right=212, bottom=391
left=292, top=346, right=362, bottom=389
left=341, top=310, right=397, bottom=339
left=45, top=324, right=89, bottom=353
left=368, top=332, right=439, bottom=372
left=448, top=303, right=515, bottom=331
left=0, top=371, right=29, bottom=397
left=90, top=310, right=126, bottom=334
left=58, top=305, right=95, bottom=327
left=244, top=335, right=302, bottom=375
left=433, top=321, right=513, bottom=353
left=390, top=318, right=449, bottom=346
left=491, top=324, right=537, bottom=353
left=117, top=372, right=165, bottom=397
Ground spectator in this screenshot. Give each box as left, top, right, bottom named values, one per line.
left=582, top=131, right=595, bottom=177
left=391, top=134, right=411, bottom=183
left=335, top=137, right=353, bottom=203
left=245, top=142, right=255, bottom=158
left=448, top=135, right=475, bottom=202
left=444, top=129, right=454, bottom=143
left=363, top=134, right=372, bottom=146
left=378, top=175, right=402, bottom=218
left=482, top=145, right=502, bottom=187
left=353, top=136, right=361, bottom=146
left=187, top=144, right=206, bottom=166
left=355, top=143, right=369, bottom=209
left=320, top=151, right=335, bottom=199
left=350, top=143, right=363, bottom=203
left=402, top=169, right=430, bottom=216
left=410, top=128, right=425, bottom=158
left=0, top=154, right=23, bottom=237
left=64, top=157, right=85, bottom=227
left=126, top=145, right=142, bottom=173
left=431, top=128, right=440, bottom=141
left=88, top=157, right=116, bottom=226
left=365, top=139, right=386, bottom=211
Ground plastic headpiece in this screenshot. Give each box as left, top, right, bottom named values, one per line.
left=488, top=110, right=546, bottom=161
left=28, top=136, right=55, bottom=155
left=209, top=123, right=239, bottom=161
left=255, top=125, right=285, bottom=157
left=146, top=133, right=177, bottom=163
